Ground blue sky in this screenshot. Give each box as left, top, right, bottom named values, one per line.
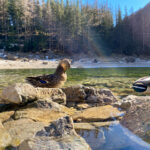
left=85, top=0, right=150, bottom=16
left=109, top=0, right=150, bottom=15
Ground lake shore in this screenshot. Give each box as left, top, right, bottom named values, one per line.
left=0, top=57, right=150, bottom=69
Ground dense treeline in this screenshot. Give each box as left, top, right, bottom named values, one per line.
left=0, top=0, right=114, bottom=55
left=0, top=0, right=149, bottom=56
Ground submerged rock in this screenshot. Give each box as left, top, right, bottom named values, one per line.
left=74, top=121, right=119, bottom=130
left=72, top=105, right=124, bottom=122
left=18, top=116, right=91, bottom=150
left=121, top=95, right=150, bottom=139
left=1, top=83, right=66, bottom=104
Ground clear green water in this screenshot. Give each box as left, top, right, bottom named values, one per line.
left=1, top=67, right=150, bottom=149
left=0, top=67, right=150, bottom=97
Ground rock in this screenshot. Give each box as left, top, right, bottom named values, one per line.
left=27, top=99, right=62, bottom=110
left=84, top=87, right=117, bottom=105
left=76, top=103, right=91, bottom=110
left=18, top=134, right=91, bottom=150
left=74, top=121, right=119, bottom=130
left=26, top=99, right=77, bottom=116
left=42, top=61, right=48, bottom=65
left=14, top=108, right=67, bottom=125
left=66, top=102, right=76, bottom=107
left=62, top=85, right=86, bottom=102
left=21, top=58, right=29, bottom=62
left=18, top=116, right=91, bottom=150
left=3, top=119, right=45, bottom=147
left=124, top=56, right=136, bottom=63
left=1, top=83, right=66, bottom=104
left=114, top=101, right=132, bottom=110
left=0, top=111, right=14, bottom=123
left=63, top=85, right=117, bottom=105
left=6, top=54, right=18, bottom=60
left=0, top=122, right=12, bottom=148
left=93, top=59, right=98, bottom=63
left=36, top=116, right=75, bottom=137
left=72, top=105, right=124, bottom=122
left=121, top=95, right=150, bottom=139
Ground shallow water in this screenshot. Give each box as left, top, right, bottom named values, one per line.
left=1, top=67, right=150, bottom=149
left=76, top=124, right=150, bottom=150
left=0, top=67, right=150, bottom=97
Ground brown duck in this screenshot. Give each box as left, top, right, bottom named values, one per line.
left=26, top=59, right=71, bottom=88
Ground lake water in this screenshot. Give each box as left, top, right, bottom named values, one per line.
left=0, top=67, right=150, bottom=97
left=76, top=124, right=150, bottom=150
left=0, top=67, right=150, bottom=149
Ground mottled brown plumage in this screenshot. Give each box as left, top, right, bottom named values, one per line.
left=26, top=59, right=71, bottom=88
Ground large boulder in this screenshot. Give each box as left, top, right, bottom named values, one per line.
left=121, top=95, right=150, bottom=140
left=72, top=105, right=124, bottom=122
left=0, top=122, right=12, bottom=148
left=1, top=83, right=66, bottom=104
left=18, top=116, right=91, bottom=150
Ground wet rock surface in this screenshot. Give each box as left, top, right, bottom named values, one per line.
left=121, top=95, right=150, bottom=140
left=0, top=84, right=129, bottom=149
left=72, top=105, right=124, bottom=122
left=18, top=116, right=91, bottom=150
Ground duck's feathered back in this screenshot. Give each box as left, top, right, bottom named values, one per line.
left=26, top=59, right=71, bottom=88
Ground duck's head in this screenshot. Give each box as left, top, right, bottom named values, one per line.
left=59, top=59, right=71, bottom=71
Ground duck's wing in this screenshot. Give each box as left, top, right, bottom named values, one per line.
left=26, top=74, right=57, bottom=87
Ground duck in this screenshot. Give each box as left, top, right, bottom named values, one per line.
left=132, top=76, right=150, bottom=92
left=26, top=59, right=71, bottom=88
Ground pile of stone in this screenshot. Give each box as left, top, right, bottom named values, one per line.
left=1, top=83, right=145, bottom=150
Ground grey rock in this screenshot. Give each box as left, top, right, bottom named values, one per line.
left=36, top=116, right=75, bottom=137
left=63, top=85, right=117, bottom=106
left=18, top=135, right=91, bottom=150
left=18, top=116, right=91, bottom=150
left=3, top=119, right=45, bottom=147
left=121, top=95, right=150, bottom=139
left=62, top=85, right=86, bottom=102
left=84, top=87, right=117, bottom=105
left=1, top=83, right=66, bottom=104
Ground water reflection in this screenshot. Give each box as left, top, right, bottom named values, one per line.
left=76, top=124, right=150, bottom=150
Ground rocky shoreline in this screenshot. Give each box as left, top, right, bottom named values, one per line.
left=0, top=53, right=150, bottom=69
left=0, top=83, right=150, bottom=149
